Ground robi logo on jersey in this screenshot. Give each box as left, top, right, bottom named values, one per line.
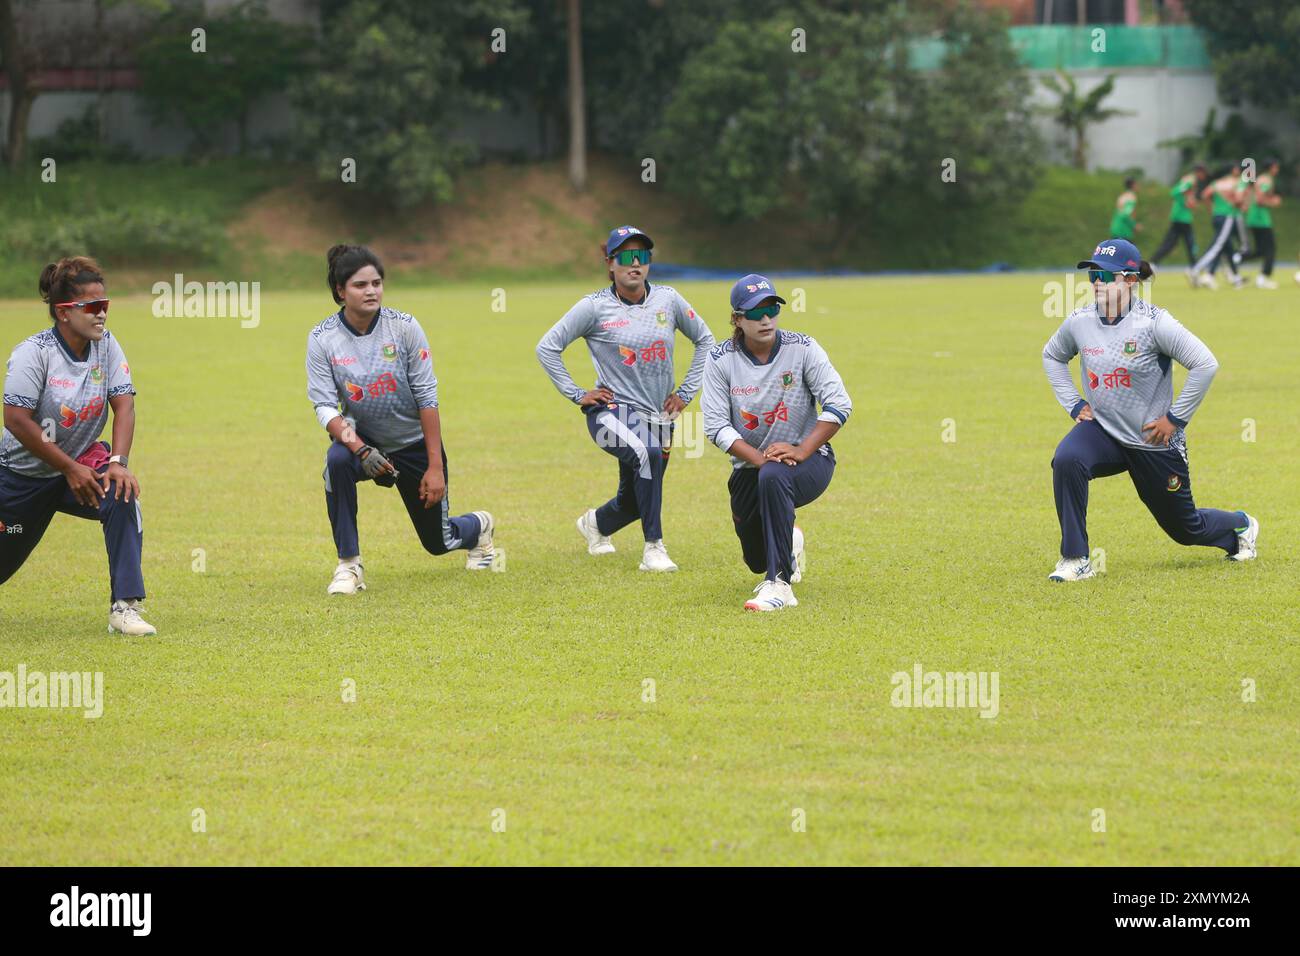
left=1088, top=368, right=1132, bottom=390
left=618, top=340, right=668, bottom=367
left=58, top=397, right=104, bottom=428
left=740, top=400, right=789, bottom=430
left=345, top=373, right=398, bottom=402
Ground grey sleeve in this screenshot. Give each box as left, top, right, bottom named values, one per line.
left=702, top=352, right=742, bottom=453
left=536, top=297, right=596, bottom=404
left=306, top=333, right=342, bottom=429
left=3, top=340, right=44, bottom=409
left=1154, top=312, right=1218, bottom=426
left=1042, top=319, right=1085, bottom=418
left=404, top=318, right=439, bottom=409
left=804, top=339, right=851, bottom=425
left=672, top=292, right=716, bottom=405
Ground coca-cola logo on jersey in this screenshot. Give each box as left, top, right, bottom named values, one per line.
left=730, top=385, right=760, bottom=396
left=47, top=376, right=76, bottom=388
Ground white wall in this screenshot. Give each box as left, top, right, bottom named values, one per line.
left=1027, top=68, right=1299, bottom=180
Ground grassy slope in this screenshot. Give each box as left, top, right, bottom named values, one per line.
left=3, top=158, right=1296, bottom=300
left=0, top=273, right=1296, bottom=865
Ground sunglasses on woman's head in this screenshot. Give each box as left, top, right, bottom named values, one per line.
left=611, top=249, right=651, bottom=266
left=1087, top=270, right=1135, bottom=283
left=740, top=304, right=781, bottom=321
left=55, top=298, right=110, bottom=315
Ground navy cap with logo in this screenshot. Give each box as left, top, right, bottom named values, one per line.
left=730, top=274, right=787, bottom=312
left=1077, top=238, right=1143, bottom=272
left=606, top=225, right=654, bottom=255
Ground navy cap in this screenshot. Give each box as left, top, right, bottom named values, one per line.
left=1077, top=238, right=1143, bottom=272
left=730, top=274, right=786, bottom=312
left=606, top=225, right=654, bottom=255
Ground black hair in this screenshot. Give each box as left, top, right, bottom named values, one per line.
left=39, top=256, right=104, bottom=322
left=1124, top=176, right=1137, bottom=190
left=326, top=244, right=384, bottom=304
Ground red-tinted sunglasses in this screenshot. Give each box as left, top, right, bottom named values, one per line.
left=55, top=298, right=110, bottom=316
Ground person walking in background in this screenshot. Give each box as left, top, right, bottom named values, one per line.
left=1234, top=159, right=1282, bottom=289
left=1190, top=166, right=1248, bottom=290
left=1150, top=163, right=1207, bottom=276
left=1109, top=176, right=1141, bottom=241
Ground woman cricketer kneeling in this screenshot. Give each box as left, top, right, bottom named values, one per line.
left=701, top=274, right=852, bottom=611
left=306, top=244, right=499, bottom=594
left=0, top=257, right=154, bottom=635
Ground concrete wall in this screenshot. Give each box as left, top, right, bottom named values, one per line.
left=1027, top=68, right=1297, bottom=180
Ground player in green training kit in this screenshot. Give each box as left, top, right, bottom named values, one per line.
left=1109, top=177, right=1140, bottom=241
left=1190, top=166, right=1248, bottom=290
left=1150, top=163, right=1207, bottom=275
left=1234, top=159, right=1282, bottom=289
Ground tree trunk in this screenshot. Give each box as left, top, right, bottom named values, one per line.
left=95, top=0, right=107, bottom=147
left=0, top=0, right=39, bottom=170
left=566, top=0, right=586, bottom=191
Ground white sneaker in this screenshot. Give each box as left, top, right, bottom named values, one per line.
left=328, top=561, right=365, bottom=595
left=465, top=511, right=501, bottom=570
left=1184, top=269, right=1197, bottom=288
left=1256, top=276, right=1278, bottom=289
left=1197, top=272, right=1218, bottom=290
left=1048, top=556, right=1095, bottom=582
left=1229, top=513, right=1259, bottom=562
left=108, top=599, right=157, bottom=636
left=1230, top=275, right=1247, bottom=289
left=639, top=539, right=678, bottom=572
left=790, top=525, right=806, bottom=584
left=576, top=509, right=615, bottom=555
left=744, top=577, right=798, bottom=612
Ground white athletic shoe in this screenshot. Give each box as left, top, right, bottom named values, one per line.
left=1185, top=269, right=1197, bottom=288
left=1048, top=556, right=1095, bottom=582
left=1197, top=272, right=1219, bottom=290
left=108, top=599, right=157, bottom=636
left=744, top=577, right=798, bottom=612
left=1229, top=513, right=1259, bottom=562
left=1256, top=275, right=1278, bottom=289
left=790, top=525, right=806, bottom=584
left=577, top=509, right=615, bottom=555
left=639, top=539, right=678, bottom=572
left=1230, top=275, right=1247, bottom=289
left=465, top=511, right=501, bottom=570
left=328, top=561, right=365, bottom=595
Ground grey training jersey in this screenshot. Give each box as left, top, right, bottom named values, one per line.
left=1042, top=296, right=1218, bottom=450
left=702, top=330, right=852, bottom=469
left=306, top=307, right=438, bottom=454
left=536, top=283, right=715, bottom=421
left=1, top=327, right=135, bottom=478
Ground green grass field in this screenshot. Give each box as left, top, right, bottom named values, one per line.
left=1, top=272, right=1297, bottom=865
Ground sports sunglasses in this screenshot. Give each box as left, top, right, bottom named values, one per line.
left=1087, top=270, right=1136, bottom=283
left=739, top=304, right=781, bottom=321
left=611, top=249, right=652, bottom=266
left=55, top=298, right=110, bottom=315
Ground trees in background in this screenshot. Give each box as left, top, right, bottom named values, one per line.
left=136, top=0, right=304, bottom=156
left=655, top=2, right=1041, bottom=229
left=1036, top=72, right=1131, bottom=170
left=1184, top=0, right=1300, bottom=121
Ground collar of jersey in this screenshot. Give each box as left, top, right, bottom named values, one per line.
left=1097, top=298, right=1138, bottom=328
left=610, top=282, right=651, bottom=306
left=738, top=330, right=782, bottom=367
left=338, top=308, right=380, bottom=337
left=52, top=325, right=92, bottom=363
